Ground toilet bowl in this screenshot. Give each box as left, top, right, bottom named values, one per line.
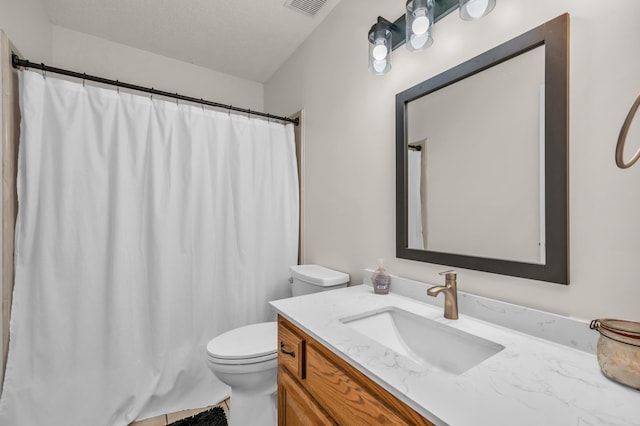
left=205, top=265, right=349, bottom=426
left=206, top=322, right=278, bottom=426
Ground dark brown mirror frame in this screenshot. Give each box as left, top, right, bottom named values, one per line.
left=396, top=13, right=569, bottom=284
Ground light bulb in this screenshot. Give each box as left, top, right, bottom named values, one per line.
left=410, top=34, right=429, bottom=50
left=372, top=40, right=388, bottom=61
left=372, top=59, right=388, bottom=73
left=411, top=10, right=430, bottom=35
left=465, top=0, right=489, bottom=19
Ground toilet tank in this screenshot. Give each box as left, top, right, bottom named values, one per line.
left=290, top=265, right=350, bottom=297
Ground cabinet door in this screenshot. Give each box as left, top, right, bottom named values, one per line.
left=278, top=367, right=335, bottom=426
left=305, top=343, right=416, bottom=425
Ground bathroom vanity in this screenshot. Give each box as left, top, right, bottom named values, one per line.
left=277, top=315, right=433, bottom=425
left=270, top=271, right=639, bottom=426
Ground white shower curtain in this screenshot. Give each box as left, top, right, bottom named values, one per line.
left=408, top=149, right=424, bottom=249
left=0, top=70, right=299, bottom=425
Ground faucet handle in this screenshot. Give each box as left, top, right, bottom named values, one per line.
left=439, top=270, right=457, bottom=287
left=439, top=270, right=456, bottom=279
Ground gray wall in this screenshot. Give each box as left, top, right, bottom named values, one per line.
left=265, top=0, right=640, bottom=321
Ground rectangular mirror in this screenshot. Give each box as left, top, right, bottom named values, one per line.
left=396, top=14, right=569, bottom=284
left=408, top=46, right=545, bottom=263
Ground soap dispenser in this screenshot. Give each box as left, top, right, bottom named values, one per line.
left=371, top=259, right=391, bottom=295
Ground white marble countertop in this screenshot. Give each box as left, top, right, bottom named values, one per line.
left=270, top=276, right=639, bottom=426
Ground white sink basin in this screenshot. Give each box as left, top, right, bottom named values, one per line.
left=340, top=307, right=504, bottom=375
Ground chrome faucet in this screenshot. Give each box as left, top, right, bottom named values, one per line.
left=427, top=270, right=459, bottom=320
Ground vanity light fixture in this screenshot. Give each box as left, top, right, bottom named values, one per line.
left=368, top=0, right=496, bottom=74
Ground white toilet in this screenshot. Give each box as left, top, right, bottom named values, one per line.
left=205, top=265, right=349, bottom=426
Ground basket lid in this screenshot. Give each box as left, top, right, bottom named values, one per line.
left=590, top=319, right=640, bottom=347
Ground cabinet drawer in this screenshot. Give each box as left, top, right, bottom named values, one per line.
left=278, top=318, right=306, bottom=380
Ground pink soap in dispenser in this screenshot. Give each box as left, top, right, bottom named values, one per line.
left=372, top=259, right=391, bottom=294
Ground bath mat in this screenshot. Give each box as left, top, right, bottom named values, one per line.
left=167, top=406, right=228, bottom=426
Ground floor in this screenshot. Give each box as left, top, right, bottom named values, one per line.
left=129, top=398, right=230, bottom=426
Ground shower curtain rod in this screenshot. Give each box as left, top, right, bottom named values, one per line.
left=11, top=54, right=299, bottom=126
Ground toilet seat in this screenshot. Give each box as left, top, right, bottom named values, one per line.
left=206, top=321, right=277, bottom=365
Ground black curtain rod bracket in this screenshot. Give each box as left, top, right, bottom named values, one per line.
left=11, top=54, right=299, bottom=126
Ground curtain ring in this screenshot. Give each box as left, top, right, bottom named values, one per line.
left=201, top=98, right=205, bottom=112
left=116, top=80, right=120, bottom=94
left=228, top=105, right=232, bottom=116
left=82, top=73, right=86, bottom=87
left=248, top=109, right=251, bottom=120
left=267, top=113, right=271, bottom=123
left=40, top=63, right=46, bottom=79
left=150, top=88, right=154, bottom=101
left=176, top=93, right=179, bottom=107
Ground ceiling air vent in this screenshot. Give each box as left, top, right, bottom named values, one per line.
left=284, top=0, right=327, bottom=17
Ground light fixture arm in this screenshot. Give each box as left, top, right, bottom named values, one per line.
left=375, top=16, right=407, bottom=51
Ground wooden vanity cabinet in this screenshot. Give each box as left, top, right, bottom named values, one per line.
left=277, top=315, right=434, bottom=426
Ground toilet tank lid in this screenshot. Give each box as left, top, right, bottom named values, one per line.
left=290, top=264, right=350, bottom=286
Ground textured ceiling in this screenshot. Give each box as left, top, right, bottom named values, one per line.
left=41, top=0, right=343, bottom=83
